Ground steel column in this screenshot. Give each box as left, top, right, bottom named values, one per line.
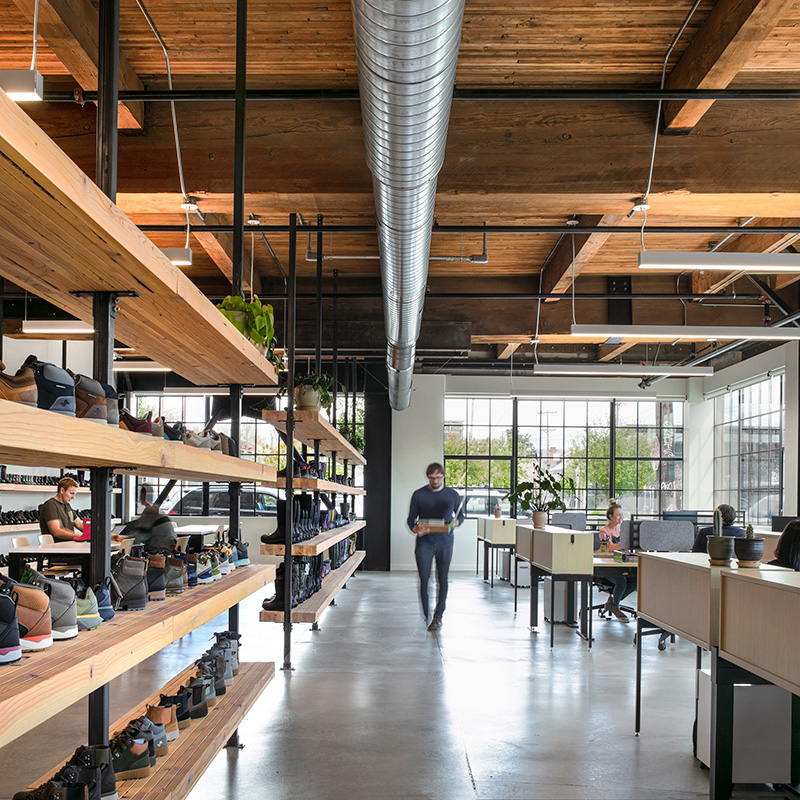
left=316, top=215, right=323, bottom=376
left=332, top=269, right=339, bottom=424
left=231, top=0, right=247, bottom=299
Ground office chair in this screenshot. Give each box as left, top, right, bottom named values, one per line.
left=591, top=522, right=636, bottom=620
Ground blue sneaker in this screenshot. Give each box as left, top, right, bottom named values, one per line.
left=235, top=540, right=250, bottom=567
left=94, top=577, right=116, bottom=621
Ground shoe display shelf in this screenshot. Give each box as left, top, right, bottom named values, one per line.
left=260, top=550, right=365, bottom=623
left=0, top=91, right=277, bottom=387
left=0, top=564, right=275, bottom=749
left=0, top=485, right=122, bottom=493
left=274, top=476, right=365, bottom=495
left=0, top=400, right=277, bottom=485
left=30, top=660, right=276, bottom=800
left=0, top=518, right=122, bottom=535
left=262, top=408, right=366, bottom=465
left=260, top=518, right=366, bottom=556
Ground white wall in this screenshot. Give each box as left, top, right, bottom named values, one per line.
left=2, top=338, right=93, bottom=376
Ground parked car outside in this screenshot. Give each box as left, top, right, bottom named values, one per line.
left=162, top=484, right=278, bottom=516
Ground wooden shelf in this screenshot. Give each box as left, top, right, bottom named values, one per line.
left=262, top=409, right=366, bottom=465
left=0, top=485, right=122, bottom=493
left=260, top=550, right=365, bottom=623
left=0, top=518, right=121, bottom=535
left=32, top=661, right=275, bottom=800
left=0, top=564, right=275, bottom=749
left=276, top=477, right=365, bottom=496
left=0, top=401, right=277, bottom=485
left=260, top=519, right=366, bottom=556
left=0, top=92, right=277, bottom=387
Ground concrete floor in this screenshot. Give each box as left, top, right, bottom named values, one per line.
left=0, top=571, right=792, bottom=800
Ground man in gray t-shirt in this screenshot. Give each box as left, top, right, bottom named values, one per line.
left=39, top=477, right=84, bottom=541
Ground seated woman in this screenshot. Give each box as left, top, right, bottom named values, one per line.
left=770, top=520, right=800, bottom=571
left=598, top=503, right=637, bottom=623
left=691, top=504, right=745, bottom=553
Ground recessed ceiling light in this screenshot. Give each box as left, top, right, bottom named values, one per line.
left=0, top=69, right=43, bottom=102
left=638, top=251, right=800, bottom=273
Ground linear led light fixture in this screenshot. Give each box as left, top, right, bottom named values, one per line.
left=0, top=69, right=43, bottom=102
left=570, top=324, right=800, bottom=341
left=638, top=251, right=800, bottom=273
left=530, top=363, right=713, bottom=377
left=21, top=320, right=94, bottom=334
left=112, top=361, right=172, bottom=372
left=160, top=247, right=193, bottom=266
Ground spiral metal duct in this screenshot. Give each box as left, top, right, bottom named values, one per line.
left=351, top=0, right=465, bottom=410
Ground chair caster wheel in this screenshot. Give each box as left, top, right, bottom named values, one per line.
left=658, top=640, right=667, bottom=651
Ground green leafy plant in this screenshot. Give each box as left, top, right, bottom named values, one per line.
left=502, top=462, right=575, bottom=513
left=746, top=523, right=754, bottom=539
left=217, top=295, right=282, bottom=370
left=338, top=420, right=365, bottom=453
left=280, top=373, right=340, bottom=410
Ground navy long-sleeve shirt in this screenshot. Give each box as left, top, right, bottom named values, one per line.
left=407, top=485, right=464, bottom=531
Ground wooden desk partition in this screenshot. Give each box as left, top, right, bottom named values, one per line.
left=477, top=516, right=516, bottom=544
left=720, top=570, right=800, bottom=697
left=515, top=523, right=535, bottom=562
left=531, top=526, right=593, bottom=575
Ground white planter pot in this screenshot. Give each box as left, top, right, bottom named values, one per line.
left=294, top=385, right=322, bottom=409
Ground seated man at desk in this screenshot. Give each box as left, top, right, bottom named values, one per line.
left=598, top=503, right=637, bottom=623
left=769, top=519, right=800, bottom=570
left=690, top=503, right=745, bottom=553
left=39, top=477, right=85, bottom=541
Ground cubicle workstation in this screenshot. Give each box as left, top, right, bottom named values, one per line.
left=475, top=516, right=516, bottom=586
left=514, top=523, right=595, bottom=648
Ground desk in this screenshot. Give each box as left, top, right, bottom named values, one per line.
left=8, top=541, right=121, bottom=580
left=475, top=517, right=516, bottom=586
left=175, top=524, right=225, bottom=553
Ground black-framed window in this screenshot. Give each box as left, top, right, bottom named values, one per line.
left=714, top=375, right=783, bottom=525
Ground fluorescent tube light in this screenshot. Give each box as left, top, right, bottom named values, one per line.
left=530, top=364, right=713, bottom=377
left=21, top=320, right=94, bottom=335
left=160, top=247, right=193, bottom=266
left=570, top=324, right=800, bottom=341
left=113, top=361, right=172, bottom=372
left=638, top=251, right=800, bottom=273
left=0, top=69, right=43, bottom=102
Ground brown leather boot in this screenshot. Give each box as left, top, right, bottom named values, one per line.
left=0, top=361, right=37, bottom=407
left=146, top=703, right=179, bottom=743
left=10, top=582, right=53, bottom=650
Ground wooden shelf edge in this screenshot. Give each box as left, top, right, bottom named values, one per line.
left=259, top=550, right=365, bottom=624
left=31, top=662, right=275, bottom=798
left=275, top=477, right=365, bottom=496
left=0, top=485, right=122, bottom=494
left=260, top=519, right=366, bottom=556
left=262, top=409, right=366, bottom=465
left=0, top=565, right=275, bottom=749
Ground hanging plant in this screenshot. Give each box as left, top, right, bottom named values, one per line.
left=217, top=294, right=282, bottom=370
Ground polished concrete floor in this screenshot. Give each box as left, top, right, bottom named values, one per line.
left=0, top=571, right=792, bottom=800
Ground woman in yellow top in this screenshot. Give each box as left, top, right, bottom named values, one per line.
left=598, top=503, right=637, bottom=622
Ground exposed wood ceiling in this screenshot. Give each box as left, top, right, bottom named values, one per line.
left=2, top=0, right=800, bottom=376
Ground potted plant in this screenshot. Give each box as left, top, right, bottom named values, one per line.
left=734, top=523, right=765, bottom=568
left=503, top=463, right=575, bottom=528
left=280, top=373, right=338, bottom=410
left=707, top=507, right=735, bottom=566
left=338, top=420, right=366, bottom=453
left=217, top=295, right=283, bottom=371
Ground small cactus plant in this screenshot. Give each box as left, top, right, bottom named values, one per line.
left=713, top=507, right=723, bottom=537
left=746, top=523, right=754, bottom=539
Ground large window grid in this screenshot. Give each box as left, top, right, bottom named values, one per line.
left=445, top=398, right=684, bottom=521
left=714, top=375, right=783, bottom=526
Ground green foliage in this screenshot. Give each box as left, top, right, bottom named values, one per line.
left=279, top=373, right=341, bottom=410
left=503, top=463, right=576, bottom=513
left=338, top=420, right=366, bottom=453
left=746, top=523, right=754, bottom=539
left=217, top=294, right=282, bottom=370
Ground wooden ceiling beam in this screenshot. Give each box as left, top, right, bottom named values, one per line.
left=495, top=342, right=522, bottom=359
left=11, top=0, right=145, bottom=129
left=540, top=214, right=625, bottom=301
left=598, top=342, right=638, bottom=362
left=664, top=0, right=794, bottom=133
left=191, top=213, right=253, bottom=293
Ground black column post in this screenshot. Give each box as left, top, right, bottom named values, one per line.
left=315, top=214, right=323, bottom=376
left=231, top=0, right=247, bottom=299
left=89, top=0, right=119, bottom=749
left=283, top=213, right=297, bottom=671
left=332, top=268, right=338, bottom=424
left=363, top=365, right=391, bottom=570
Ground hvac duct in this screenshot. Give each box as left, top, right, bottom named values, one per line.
left=351, top=0, right=466, bottom=410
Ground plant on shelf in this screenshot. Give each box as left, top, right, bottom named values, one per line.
left=216, top=295, right=283, bottom=370
left=338, top=420, right=365, bottom=453
left=735, top=521, right=765, bottom=568
left=280, top=373, right=340, bottom=410
left=503, top=463, right=575, bottom=527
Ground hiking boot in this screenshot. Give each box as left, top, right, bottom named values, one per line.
left=12, top=780, right=84, bottom=800
left=118, top=408, right=152, bottom=435
left=0, top=360, right=37, bottom=407
left=23, top=568, right=78, bottom=640
left=109, top=734, right=152, bottom=780
left=67, top=745, right=117, bottom=800
left=100, top=383, right=119, bottom=427
left=4, top=578, right=53, bottom=650
left=215, top=545, right=232, bottom=576
left=68, top=372, right=108, bottom=425
left=206, top=551, right=221, bottom=582
left=177, top=682, right=208, bottom=720
left=127, top=716, right=168, bottom=759
left=159, top=691, right=192, bottom=729
left=197, top=651, right=227, bottom=696
left=214, top=630, right=241, bottom=674
left=164, top=557, right=185, bottom=595
left=188, top=672, right=217, bottom=708
left=196, top=554, right=213, bottom=585
left=110, top=554, right=148, bottom=611
left=170, top=551, right=190, bottom=590
left=93, top=579, right=115, bottom=621
left=146, top=703, right=179, bottom=743
left=145, top=554, right=166, bottom=601
left=234, top=540, right=250, bottom=566
left=185, top=553, right=198, bottom=587
left=24, top=356, right=75, bottom=416
left=0, top=579, right=21, bottom=665
left=54, top=762, right=102, bottom=800
left=207, top=644, right=234, bottom=686
left=75, top=586, right=102, bottom=631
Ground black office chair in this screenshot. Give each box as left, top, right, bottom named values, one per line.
left=590, top=521, right=636, bottom=620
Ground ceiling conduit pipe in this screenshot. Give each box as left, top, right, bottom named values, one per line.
left=351, top=0, right=466, bottom=410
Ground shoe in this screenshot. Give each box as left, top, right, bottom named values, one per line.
left=126, top=716, right=168, bottom=759
left=146, top=703, right=179, bottom=743
left=12, top=780, right=86, bottom=800
left=109, top=734, right=152, bottom=780
left=207, top=644, right=235, bottom=686
left=185, top=553, right=198, bottom=587
left=0, top=360, right=37, bottom=407
left=54, top=762, right=102, bottom=800
left=164, top=557, right=185, bottom=595
left=22, top=568, right=78, bottom=640
left=234, top=540, right=250, bottom=566
left=213, top=630, right=240, bottom=674
left=75, top=586, right=103, bottom=630
left=178, top=682, right=208, bottom=720
left=208, top=552, right=221, bottom=582
left=187, top=672, right=216, bottom=708
left=110, top=553, right=148, bottom=611
left=427, top=617, right=442, bottom=632
left=93, top=579, right=116, bottom=621
left=196, top=554, right=213, bottom=585
left=159, top=692, right=192, bottom=730
left=118, top=408, right=153, bottom=435
left=601, top=597, right=613, bottom=618
left=68, top=372, right=108, bottom=424
left=24, top=356, right=76, bottom=416
left=611, top=606, right=630, bottom=623
left=66, top=745, right=116, bottom=800
left=196, top=652, right=227, bottom=697
left=100, top=383, right=119, bottom=427
left=145, top=554, right=166, bottom=601
left=182, top=430, right=212, bottom=449
left=0, top=579, right=22, bottom=665
left=150, top=417, right=165, bottom=439
left=162, top=421, right=184, bottom=441
left=4, top=578, right=53, bottom=650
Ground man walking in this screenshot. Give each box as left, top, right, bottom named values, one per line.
left=407, top=463, right=464, bottom=631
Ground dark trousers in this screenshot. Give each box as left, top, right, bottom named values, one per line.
left=605, top=570, right=637, bottom=606
left=414, top=532, right=454, bottom=620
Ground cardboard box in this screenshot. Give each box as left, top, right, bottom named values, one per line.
left=416, top=518, right=455, bottom=533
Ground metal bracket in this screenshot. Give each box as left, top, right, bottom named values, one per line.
left=73, top=88, right=87, bottom=107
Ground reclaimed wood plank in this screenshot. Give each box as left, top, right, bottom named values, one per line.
left=262, top=409, right=366, bottom=465
left=260, top=519, right=365, bottom=556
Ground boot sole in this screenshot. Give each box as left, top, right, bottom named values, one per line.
left=148, top=590, right=166, bottom=601
left=165, top=727, right=180, bottom=742
left=52, top=626, right=80, bottom=640
left=113, top=765, right=153, bottom=780
left=0, top=645, right=22, bottom=664
left=197, top=576, right=213, bottom=584
left=20, top=635, right=53, bottom=650
left=155, top=743, right=169, bottom=757
left=189, top=708, right=208, bottom=719
left=77, top=615, right=103, bottom=630
left=177, top=718, right=191, bottom=729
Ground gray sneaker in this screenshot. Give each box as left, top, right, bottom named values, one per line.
left=22, top=568, right=78, bottom=640
left=110, top=554, right=148, bottom=611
